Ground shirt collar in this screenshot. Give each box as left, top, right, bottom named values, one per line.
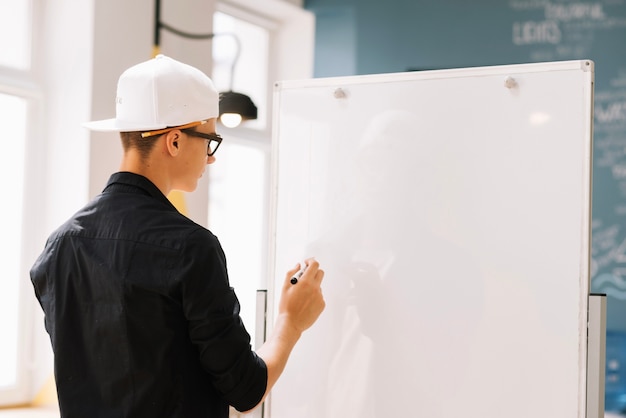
left=103, top=172, right=176, bottom=209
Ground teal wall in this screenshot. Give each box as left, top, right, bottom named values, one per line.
left=305, top=0, right=626, bottom=333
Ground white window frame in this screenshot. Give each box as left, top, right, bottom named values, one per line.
left=214, top=0, right=315, bottom=138
left=209, top=0, right=314, bottom=306
left=0, top=86, right=41, bottom=407
left=0, top=0, right=44, bottom=406
left=209, top=4, right=313, bottom=417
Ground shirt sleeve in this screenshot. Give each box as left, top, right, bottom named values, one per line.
left=179, top=228, right=267, bottom=411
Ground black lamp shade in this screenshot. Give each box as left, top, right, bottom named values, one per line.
left=219, top=91, right=258, bottom=121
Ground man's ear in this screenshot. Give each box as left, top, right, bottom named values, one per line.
left=164, top=130, right=180, bottom=156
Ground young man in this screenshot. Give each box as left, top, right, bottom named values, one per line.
left=30, top=55, right=325, bottom=417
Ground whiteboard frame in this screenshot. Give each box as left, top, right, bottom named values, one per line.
left=265, top=60, right=595, bottom=418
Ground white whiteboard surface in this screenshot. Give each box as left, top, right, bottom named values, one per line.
left=268, top=60, right=594, bottom=418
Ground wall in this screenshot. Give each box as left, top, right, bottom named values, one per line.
left=30, top=0, right=96, bottom=401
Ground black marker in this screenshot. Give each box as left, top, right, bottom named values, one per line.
left=291, top=262, right=307, bottom=285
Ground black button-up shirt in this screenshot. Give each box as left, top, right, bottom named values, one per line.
left=30, top=172, right=267, bottom=418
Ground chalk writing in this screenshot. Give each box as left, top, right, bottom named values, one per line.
left=513, top=20, right=561, bottom=44
left=545, top=3, right=606, bottom=21
left=596, top=101, right=626, bottom=123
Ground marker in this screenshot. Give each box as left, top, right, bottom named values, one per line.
left=291, top=261, right=307, bottom=285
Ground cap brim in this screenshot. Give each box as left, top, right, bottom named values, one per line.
left=82, top=118, right=167, bottom=133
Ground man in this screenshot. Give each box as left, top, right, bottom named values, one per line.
left=30, top=54, right=325, bottom=417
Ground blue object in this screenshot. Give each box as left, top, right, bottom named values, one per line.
left=606, top=331, right=626, bottom=412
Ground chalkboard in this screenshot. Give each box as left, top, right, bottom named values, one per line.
left=267, top=60, right=594, bottom=418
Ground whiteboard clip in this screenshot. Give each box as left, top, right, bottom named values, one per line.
left=504, top=76, right=517, bottom=89
left=334, top=88, right=347, bottom=99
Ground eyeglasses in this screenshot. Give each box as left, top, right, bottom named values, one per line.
left=181, top=129, right=223, bottom=156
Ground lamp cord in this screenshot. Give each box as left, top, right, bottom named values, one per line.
left=154, top=0, right=240, bottom=91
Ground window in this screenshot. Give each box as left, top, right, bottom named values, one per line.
left=0, top=0, right=36, bottom=406
left=209, top=10, right=271, bottom=347
left=211, top=11, right=270, bottom=131
left=0, top=0, right=32, bottom=69
left=0, top=94, right=28, bottom=393
left=208, top=2, right=314, bottom=353
left=207, top=139, right=269, bottom=347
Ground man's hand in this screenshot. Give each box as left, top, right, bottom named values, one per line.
left=278, top=258, right=325, bottom=334
left=248, top=258, right=325, bottom=412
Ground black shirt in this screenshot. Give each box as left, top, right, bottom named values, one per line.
left=30, top=172, right=267, bottom=418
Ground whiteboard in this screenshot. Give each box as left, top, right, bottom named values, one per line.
left=267, top=60, right=594, bottom=418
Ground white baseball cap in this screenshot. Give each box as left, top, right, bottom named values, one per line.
left=83, top=54, right=219, bottom=133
